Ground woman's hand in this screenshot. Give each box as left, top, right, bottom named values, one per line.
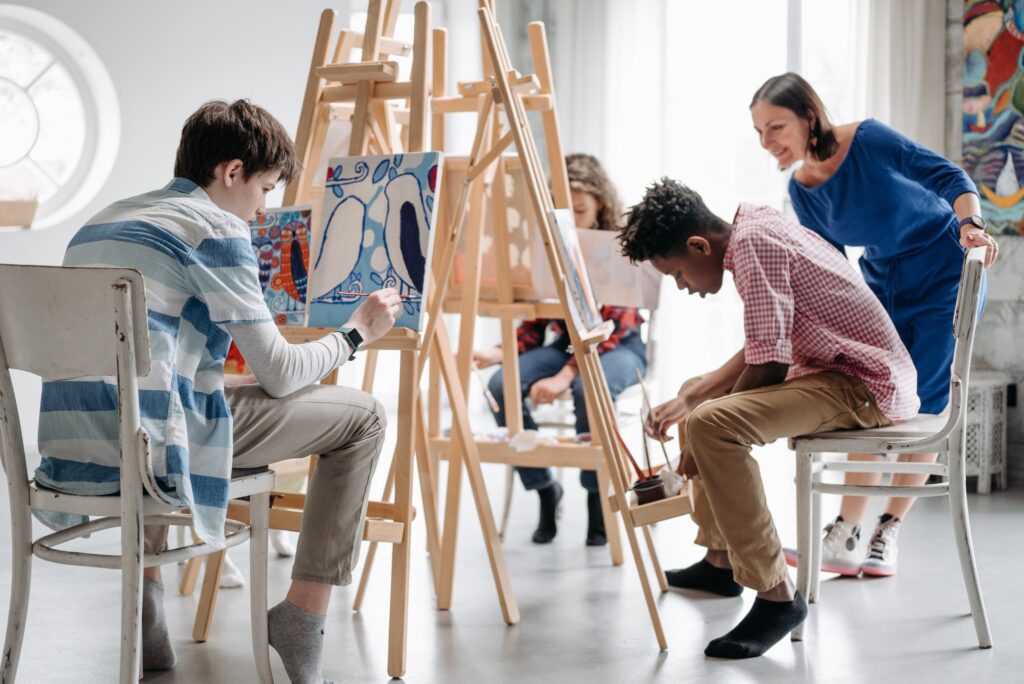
left=960, top=225, right=998, bottom=267
left=472, top=346, right=504, bottom=369
left=529, top=370, right=574, bottom=405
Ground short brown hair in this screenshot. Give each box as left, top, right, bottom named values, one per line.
left=173, top=99, right=300, bottom=186
left=750, top=72, right=839, bottom=162
left=566, top=153, right=623, bottom=232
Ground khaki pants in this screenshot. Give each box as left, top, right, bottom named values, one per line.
left=680, top=371, right=890, bottom=591
left=146, top=384, right=385, bottom=585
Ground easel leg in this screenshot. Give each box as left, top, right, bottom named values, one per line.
left=387, top=350, right=417, bottom=678
left=193, top=550, right=226, bottom=643
left=415, top=399, right=443, bottom=595
left=353, top=452, right=397, bottom=612
left=596, top=466, right=623, bottom=566
left=642, top=525, right=668, bottom=593
left=435, top=320, right=519, bottom=624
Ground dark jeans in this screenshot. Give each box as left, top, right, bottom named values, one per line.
left=487, top=332, right=647, bottom=493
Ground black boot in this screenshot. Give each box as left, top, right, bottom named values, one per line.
left=532, top=481, right=563, bottom=544
left=586, top=491, right=607, bottom=546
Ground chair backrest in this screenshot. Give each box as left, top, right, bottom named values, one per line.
left=0, top=265, right=151, bottom=491
left=0, top=265, right=150, bottom=380
left=931, top=247, right=986, bottom=442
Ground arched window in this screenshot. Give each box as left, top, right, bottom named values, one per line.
left=0, top=5, right=119, bottom=229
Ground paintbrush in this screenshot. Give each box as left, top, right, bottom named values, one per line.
left=471, top=362, right=501, bottom=414
left=637, top=369, right=673, bottom=470
left=333, top=290, right=421, bottom=300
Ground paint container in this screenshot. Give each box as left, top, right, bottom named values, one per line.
left=632, top=478, right=666, bottom=505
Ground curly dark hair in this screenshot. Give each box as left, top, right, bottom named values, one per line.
left=618, top=178, right=723, bottom=263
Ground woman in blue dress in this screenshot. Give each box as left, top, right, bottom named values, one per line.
left=749, top=72, right=999, bottom=577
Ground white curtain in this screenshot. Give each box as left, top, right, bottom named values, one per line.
left=859, top=0, right=949, bottom=152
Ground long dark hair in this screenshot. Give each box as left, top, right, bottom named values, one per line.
left=750, top=72, right=839, bottom=162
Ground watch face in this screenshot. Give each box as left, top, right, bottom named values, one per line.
left=972, top=214, right=987, bottom=229
left=347, top=327, right=363, bottom=347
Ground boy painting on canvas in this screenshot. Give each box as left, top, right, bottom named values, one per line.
left=35, top=99, right=399, bottom=681
left=618, top=179, right=918, bottom=658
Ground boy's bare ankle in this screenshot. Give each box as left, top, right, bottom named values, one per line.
left=705, top=549, right=731, bottom=569
left=757, top=574, right=795, bottom=602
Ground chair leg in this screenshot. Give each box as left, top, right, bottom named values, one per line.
left=1, top=506, right=33, bottom=684
left=809, top=458, right=823, bottom=604
left=498, top=464, right=514, bottom=541
left=249, top=490, right=274, bottom=682
left=948, top=439, right=993, bottom=648
left=792, top=450, right=813, bottom=641
left=119, top=507, right=144, bottom=683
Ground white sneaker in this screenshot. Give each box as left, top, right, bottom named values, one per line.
left=782, top=517, right=861, bottom=576
left=270, top=529, right=296, bottom=558
left=819, top=517, right=862, bottom=576
left=861, top=515, right=901, bottom=577
left=217, top=551, right=246, bottom=589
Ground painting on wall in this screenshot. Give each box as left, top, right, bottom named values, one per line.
left=963, top=0, right=1024, bottom=235
left=306, top=152, right=443, bottom=330
left=249, top=205, right=313, bottom=326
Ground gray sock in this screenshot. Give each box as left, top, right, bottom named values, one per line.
left=268, top=600, right=334, bottom=684
left=141, top=578, right=176, bottom=671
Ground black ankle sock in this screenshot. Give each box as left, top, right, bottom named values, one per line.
left=586, top=491, right=607, bottom=546
left=665, top=559, right=743, bottom=597
left=704, top=592, right=808, bottom=659
left=532, top=481, right=563, bottom=544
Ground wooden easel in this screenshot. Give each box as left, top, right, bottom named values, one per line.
left=420, top=2, right=692, bottom=651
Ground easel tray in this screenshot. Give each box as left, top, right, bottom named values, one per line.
left=609, top=479, right=695, bottom=528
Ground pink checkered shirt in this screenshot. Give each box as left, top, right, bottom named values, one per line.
left=723, top=204, right=920, bottom=421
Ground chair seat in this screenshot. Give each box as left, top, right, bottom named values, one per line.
left=794, top=411, right=949, bottom=443
left=29, top=469, right=276, bottom=518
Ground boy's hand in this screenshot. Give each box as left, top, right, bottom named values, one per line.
left=345, top=289, right=402, bottom=345
left=646, top=394, right=695, bottom=441
left=529, top=371, right=574, bottom=404
left=472, top=346, right=503, bottom=369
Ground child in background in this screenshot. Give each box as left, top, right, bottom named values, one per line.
left=473, top=154, right=647, bottom=546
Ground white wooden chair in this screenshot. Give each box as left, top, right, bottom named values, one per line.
left=0, top=265, right=276, bottom=683
left=789, top=247, right=992, bottom=648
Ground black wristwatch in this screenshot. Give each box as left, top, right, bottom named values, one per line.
left=958, top=214, right=987, bottom=231
left=338, top=326, right=364, bottom=360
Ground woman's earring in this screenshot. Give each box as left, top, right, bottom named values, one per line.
left=810, top=135, right=818, bottom=147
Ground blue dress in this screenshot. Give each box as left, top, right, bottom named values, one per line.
left=789, top=119, right=985, bottom=414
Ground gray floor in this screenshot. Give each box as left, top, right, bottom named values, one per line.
left=1, top=433, right=1021, bottom=683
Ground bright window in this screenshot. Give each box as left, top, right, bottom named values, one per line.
left=0, top=5, right=119, bottom=229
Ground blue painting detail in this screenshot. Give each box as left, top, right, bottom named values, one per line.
left=249, top=205, right=312, bottom=326
left=307, top=152, right=443, bottom=330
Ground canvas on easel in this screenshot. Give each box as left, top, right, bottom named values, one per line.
left=307, top=151, right=443, bottom=330
left=447, top=156, right=538, bottom=301
left=547, top=208, right=602, bottom=332
left=576, top=228, right=662, bottom=310
left=249, top=205, right=313, bottom=326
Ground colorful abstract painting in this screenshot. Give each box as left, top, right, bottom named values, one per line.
left=249, top=205, right=312, bottom=326
left=307, top=152, right=443, bottom=330
left=963, top=0, right=1024, bottom=235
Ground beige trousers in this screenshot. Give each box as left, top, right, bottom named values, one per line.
left=680, top=371, right=890, bottom=591
left=145, top=383, right=386, bottom=585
